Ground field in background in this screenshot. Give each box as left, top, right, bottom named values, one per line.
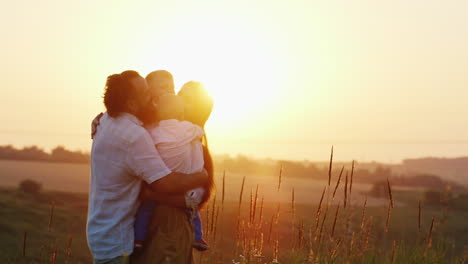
left=0, top=159, right=467, bottom=263
left=0, top=160, right=381, bottom=205
left=0, top=160, right=89, bottom=193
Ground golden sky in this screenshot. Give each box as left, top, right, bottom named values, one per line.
left=1, top=0, right=467, bottom=162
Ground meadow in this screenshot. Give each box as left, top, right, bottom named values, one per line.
left=0, top=158, right=467, bottom=263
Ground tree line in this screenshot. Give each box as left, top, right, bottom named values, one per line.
left=0, top=145, right=89, bottom=164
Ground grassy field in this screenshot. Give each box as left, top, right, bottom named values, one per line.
left=0, top=160, right=467, bottom=263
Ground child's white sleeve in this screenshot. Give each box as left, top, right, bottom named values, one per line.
left=181, top=121, right=205, bottom=140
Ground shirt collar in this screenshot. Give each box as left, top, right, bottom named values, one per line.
left=120, top=113, right=143, bottom=126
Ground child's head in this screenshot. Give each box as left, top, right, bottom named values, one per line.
left=178, top=81, right=213, bottom=128
left=145, top=70, right=175, bottom=100
left=157, top=94, right=185, bottom=121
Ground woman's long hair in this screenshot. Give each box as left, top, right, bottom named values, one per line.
left=200, top=135, right=214, bottom=209
left=178, top=81, right=214, bottom=209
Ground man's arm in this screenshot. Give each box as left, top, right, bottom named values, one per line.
left=128, top=129, right=209, bottom=194
left=149, top=170, right=208, bottom=194
left=140, top=186, right=187, bottom=208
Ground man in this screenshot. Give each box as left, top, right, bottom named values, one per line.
left=87, top=70, right=208, bottom=264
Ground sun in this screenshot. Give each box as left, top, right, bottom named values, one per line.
left=136, top=15, right=284, bottom=127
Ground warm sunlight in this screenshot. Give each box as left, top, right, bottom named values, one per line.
left=135, top=14, right=287, bottom=126
left=1, top=1, right=468, bottom=263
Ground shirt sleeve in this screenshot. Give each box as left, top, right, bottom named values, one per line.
left=181, top=121, right=205, bottom=140
left=127, top=130, right=172, bottom=184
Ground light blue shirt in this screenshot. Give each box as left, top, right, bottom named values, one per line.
left=87, top=113, right=171, bottom=259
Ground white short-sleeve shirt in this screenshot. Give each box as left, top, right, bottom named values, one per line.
left=87, top=113, right=171, bottom=259
left=148, top=119, right=205, bottom=206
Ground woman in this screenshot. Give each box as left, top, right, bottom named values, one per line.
left=132, top=81, right=214, bottom=264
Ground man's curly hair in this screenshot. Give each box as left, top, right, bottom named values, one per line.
left=103, top=70, right=141, bottom=117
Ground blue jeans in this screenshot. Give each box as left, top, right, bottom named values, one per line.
left=134, top=200, right=203, bottom=242
left=192, top=210, right=203, bottom=241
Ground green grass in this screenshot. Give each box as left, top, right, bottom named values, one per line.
left=0, top=188, right=91, bottom=263
left=0, top=187, right=467, bottom=263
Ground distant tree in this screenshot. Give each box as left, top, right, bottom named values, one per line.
left=18, top=179, right=42, bottom=195
left=51, top=146, right=89, bottom=163
left=374, top=166, right=392, bottom=180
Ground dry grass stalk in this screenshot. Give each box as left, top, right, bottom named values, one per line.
left=385, top=200, right=392, bottom=232
left=240, top=220, right=247, bottom=255
left=291, top=187, right=296, bottom=246
left=258, top=196, right=264, bottom=225
left=249, top=188, right=253, bottom=224
left=350, top=160, right=355, bottom=195
left=253, top=185, right=259, bottom=222
left=50, top=239, right=57, bottom=264
left=219, top=170, right=226, bottom=243
left=348, top=231, right=355, bottom=257
left=344, top=172, right=348, bottom=209
left=427, top=216, right=435, bottom=248
left=317, top=204, right=329, bottom=243
left=268, top=215, right=274, bottom=244
left=222, top=170, right=226, bottom=207
left=273, top=237, right=279, bottom=263
left=330, top=238, right=342, bottom=262
left=307, top=248, right=315, bottom=263
left=387, top=177, right=394, bottom=209
left=291, top=187, right=296, bottom=220
left=332, top=166, right=344, bottom=199
left=258, top=232, right=264, bottom=256
left=315, top=186, right=326, bottom=230
left=328, top=146, right=334, bottom=186
left=391, top=240, right=397, bottom=264
left=210, top=194, right=217, bottom=235
left=48, top=201, right=55, bottom=232
left=349, top=160, right=355, bottom=207
left=278, top=165, right=283, bottom=192
left=296, top=219, right=305, bottom=250
left=360, top=196, right=367, bottom=230
left=331, top=202, right=341, bottom=239
left=238, top=176, right=246, bottom=212
left=362, top=216, right=373, bottom=253
left=236, top=176, right=246, bottom=234
left=274, top=203, right=281, bottom=224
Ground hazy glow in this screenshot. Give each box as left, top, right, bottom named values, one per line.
left=1, top=0, right=468, bottom=162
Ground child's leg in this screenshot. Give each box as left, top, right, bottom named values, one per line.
left=192, top=210, right=203, bottom=241
left=134, top=200, right=156, bottom=242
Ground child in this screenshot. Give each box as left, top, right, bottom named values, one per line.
left=134, top=90, right=212, bottom=252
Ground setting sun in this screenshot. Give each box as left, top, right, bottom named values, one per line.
left=135, top=15, right=286, bottom=125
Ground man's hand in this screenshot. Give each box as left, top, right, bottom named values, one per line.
left=91, top=112, right=104, bottom=139
left=149, top=169, right=208, bottom=194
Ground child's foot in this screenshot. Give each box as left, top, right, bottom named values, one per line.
left=193, top=239, right=209, bottom=251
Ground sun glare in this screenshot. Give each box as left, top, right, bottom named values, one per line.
left=137, top=15, right=284, bottom=126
